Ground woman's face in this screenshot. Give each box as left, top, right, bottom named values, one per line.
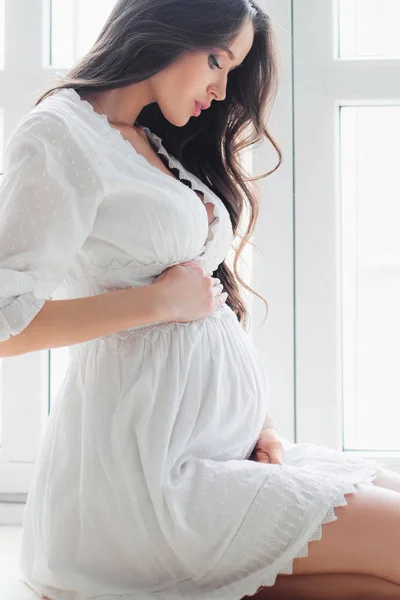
left=151, top=18, right=255, bottom=127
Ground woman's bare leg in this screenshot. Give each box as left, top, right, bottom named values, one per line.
left=242, top=573, right=400, bottom=599
left=289, top=477, right=400, bottom=584
left=242, top=467, right=400, bottom=599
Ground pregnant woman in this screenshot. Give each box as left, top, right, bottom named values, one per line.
left=1, top=0, right=400, bottom=598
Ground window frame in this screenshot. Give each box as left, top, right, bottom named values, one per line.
left=292, top=0, right=400, bottom=471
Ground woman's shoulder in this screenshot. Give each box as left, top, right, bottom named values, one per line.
left=6, top=88, right=103, bottom=162
left=9, top=90, right=84, bottom=141
left=4, top=90, right=110, bottom=193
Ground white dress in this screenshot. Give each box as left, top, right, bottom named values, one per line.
left=0, top=88, right=381, bottom=600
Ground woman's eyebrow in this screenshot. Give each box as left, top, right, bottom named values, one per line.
left=219, top=48, right=244, bottom=67
left=215, top=47, right=235, bottom=60
left=214, top=47, right=244, bottom=71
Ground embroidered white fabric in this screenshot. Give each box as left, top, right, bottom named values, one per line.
left=0, top=88, right=382, bottom=600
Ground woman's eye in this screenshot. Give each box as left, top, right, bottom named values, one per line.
left=209, top=54, right=221, bottom=70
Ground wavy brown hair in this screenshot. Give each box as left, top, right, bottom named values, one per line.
left=32, top=0, right=282, bottom=331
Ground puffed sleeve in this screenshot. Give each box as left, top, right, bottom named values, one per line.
left=0, top=110, right=105, bottom=342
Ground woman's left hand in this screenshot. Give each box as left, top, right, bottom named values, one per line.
left=249, top=428, right=284, bottom=465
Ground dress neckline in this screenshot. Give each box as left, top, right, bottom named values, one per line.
left=55, top=87, right=221, bottom=258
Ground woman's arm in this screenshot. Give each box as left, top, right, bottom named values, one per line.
left=0, top=284, right=169, bottom=358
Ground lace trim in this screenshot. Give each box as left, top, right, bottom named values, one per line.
left=57, top=88, right=221, bottom=258
left=143, top=129, right=221, bottom=256
left=241, top=462, right=381, bottom=594
left=112, top=303, right=230, bottom=341
left=62, top=258, right=172, bottom=285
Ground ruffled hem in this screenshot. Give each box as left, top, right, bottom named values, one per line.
left=0, top=292, right=45, bottom=343
left=18, top=459, right=381, bottom=600
left=256, top=459, right=380, bottom=587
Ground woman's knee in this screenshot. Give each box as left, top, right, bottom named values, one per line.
left=290, top=480, right=400, bottom=586
left=373, top=467, right=400, bottom=495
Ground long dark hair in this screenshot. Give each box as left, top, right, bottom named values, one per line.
left=36, top=0, right=282, bottom=331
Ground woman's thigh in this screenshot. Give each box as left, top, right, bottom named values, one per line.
left=242, top=468, right=400, bottom=599
left=243, top=573, right=400, bottom=600
left=288, top=471, right=400, bottom=585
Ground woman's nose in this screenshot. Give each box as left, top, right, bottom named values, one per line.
left=209, top=85, right=227, bottom=102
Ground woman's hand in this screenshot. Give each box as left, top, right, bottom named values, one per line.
left=152, top=259, right=227, bottom=322
left=249, top=428, right=284, bottom=465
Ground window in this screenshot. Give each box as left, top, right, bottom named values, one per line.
left=341, top=106, right=400, bottom=451
left=293, top=0, right=400, bottom=471
left=50, top=0, right=118, bottom=68
left=339, top=0, right=400, bottom=59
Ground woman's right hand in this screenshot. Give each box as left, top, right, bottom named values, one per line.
left=152, top=259, right=228, bottom=323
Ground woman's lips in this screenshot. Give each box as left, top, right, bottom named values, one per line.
left=193, top=100, right=211, bottom=116
left=194, top=101, right=202, bottom=116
